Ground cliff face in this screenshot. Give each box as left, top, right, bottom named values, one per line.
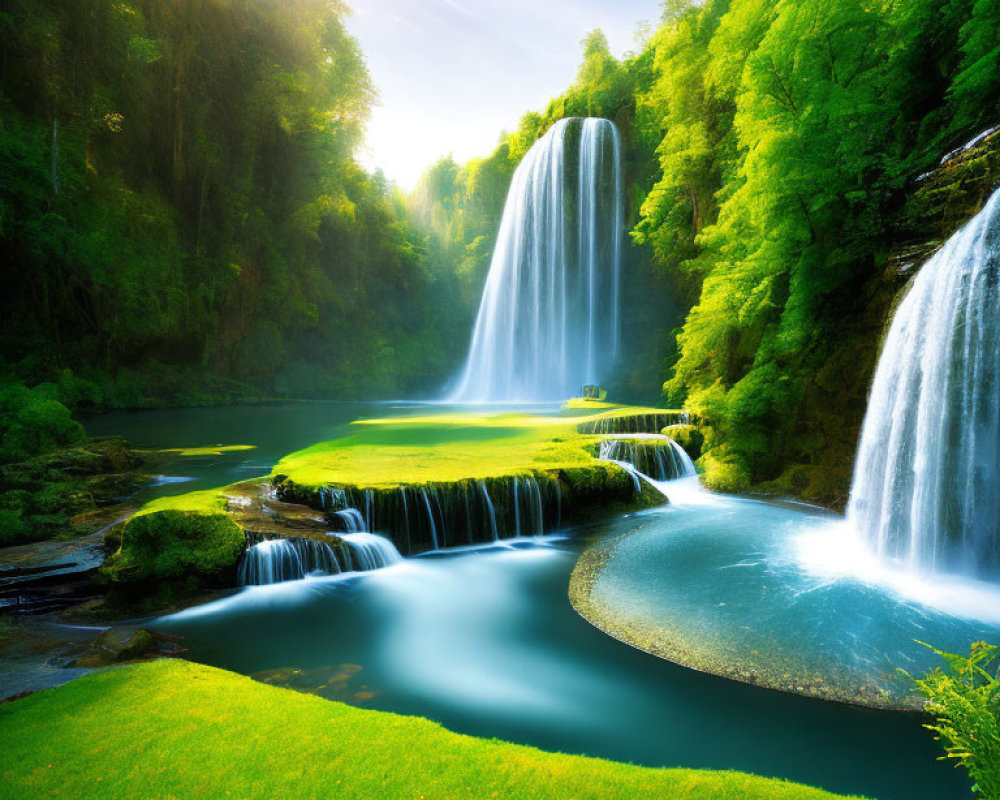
left=760, top=127, right=1000, bottom=509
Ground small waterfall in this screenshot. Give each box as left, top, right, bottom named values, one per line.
left=281, top=474, right=575, bottom=553
left=599, top=436, right=696, bottom=481
left=238, top=538, right=341, bottom=585
left=478, top=481, right=500, bottom=541
left=399, top=487, right=411, bottom=546
left=339, top=532, right=403, bottom=571
left=421, top=489, right=440, bottom=550
left=334, top=508, right=365, bottom=533
left=239, top=531, right=405, bottom=586
left=847, top=188, right=1000, bottom=579
left=513, top=478, right=521, bottom=536
left=449, top=117, right=623, bottom=402
left=319, top=487, right=347, bottom=511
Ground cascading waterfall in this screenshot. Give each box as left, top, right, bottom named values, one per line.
left=599, top=436, right=696, bottom=481
left=338, top=532, right=403, bottom=571
left=449, top=117, right=623, bottom=402
left=239, top=538, right=340, bottom=585
left=238, top=531, right=403, bottom=586
left=281, top=475, right=569, bottom=554
left=334, top=508, right=365, bottom=533
left=478, top=481, right=500, bottom=541
left=421, top=490, right=440, bottom=550
left=847, top=188, right=1000, bottom=579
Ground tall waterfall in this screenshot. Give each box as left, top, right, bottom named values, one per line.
left=449, top=117, right=623, bottom=403
left=847, top=188, right=1000, bottom=579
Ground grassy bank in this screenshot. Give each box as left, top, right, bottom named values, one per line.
left=0, top=659, right=862, bottom=800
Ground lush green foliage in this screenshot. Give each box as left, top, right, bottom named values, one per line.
left=0, top=377, right=137, bottom=546
left=0, top=0, right=455, bottom=404
left=0, top=380, right=84, bottom=463
left=0, top=659, right=861, bottom=800
left=630, top=0, right=1000, bottom=497
left=913, top=642, right=1000, bottom=799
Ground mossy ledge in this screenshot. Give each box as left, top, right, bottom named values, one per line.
left=102, top=407, right=680, bottom=595
left=577, top=408, right=689, bottom=435
left=269, top=410, right=674, bottom=554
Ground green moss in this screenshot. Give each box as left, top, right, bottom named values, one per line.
left=662, top=424, right=703, bottom=458
left=100, top=508, right=244, bottom=592
left=698, top=446, right=751, bottom=494
left=274, top=412, right=607, bottom=489
left=563, top=396, right=617, bottom=410
left=0, top=659, right=860, bottom=800
left=132, top=488, right=232, bottom=517
left=0, top=509, right=29, bottom=546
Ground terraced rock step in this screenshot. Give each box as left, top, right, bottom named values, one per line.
left=103, top=406, right=688, bottom=596
left=577, top=410, right=689, bottom=435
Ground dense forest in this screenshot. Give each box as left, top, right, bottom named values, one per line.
left=3, top=0, right=1000, bottom=504
left=0, top=0, right=460, bottom=413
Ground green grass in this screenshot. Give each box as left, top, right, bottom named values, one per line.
left=132, top=487, right=231, bottom=517
left=0, top=659, right=862, bottom=800
left=273, top=412, right=608, bottom=489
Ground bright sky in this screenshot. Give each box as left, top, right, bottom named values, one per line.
left=344, top=0, right=661, bottom=190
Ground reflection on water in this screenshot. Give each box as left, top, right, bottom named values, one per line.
left=155, top=535, right=967, bottom=800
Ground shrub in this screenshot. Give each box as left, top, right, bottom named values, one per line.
left=913, top=642, right=1000, bottom=799
left=0, top=381, right=85, bottom=463
left=0, top=509, right=27, bottom=545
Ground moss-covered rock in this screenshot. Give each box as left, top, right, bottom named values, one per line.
left=0, top=437, right=146, bottom=546
left=661, top=424, right=703, bottom=459
left=100, top=509, right=245, bottom=597
left=697, top=446, right=750, bottom=494
left=269, top=408, right=677, bottom=552
left=74, top=627, right=157, bottom=667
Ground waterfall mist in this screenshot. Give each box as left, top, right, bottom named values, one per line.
left=449, top=117, right=623, bottom=403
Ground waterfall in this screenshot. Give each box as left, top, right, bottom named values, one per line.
left=334, top=508, right=365, bottom=533
left=294, top=475, right=567, bottom=552
left=478, top=481, right=500, bottom=541
left=238, top=538, right=341, bottom=585
left=339, top=532, right=402, bottom=571
left=599, top=436, right=696, bottom=481
left=449, top=117, right=623, bottom=402
left=239, top=531, right=403, bottom=586
left=421, top=489, right=439, bottom=550
left=847, top=188, right=1000, bottom=579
